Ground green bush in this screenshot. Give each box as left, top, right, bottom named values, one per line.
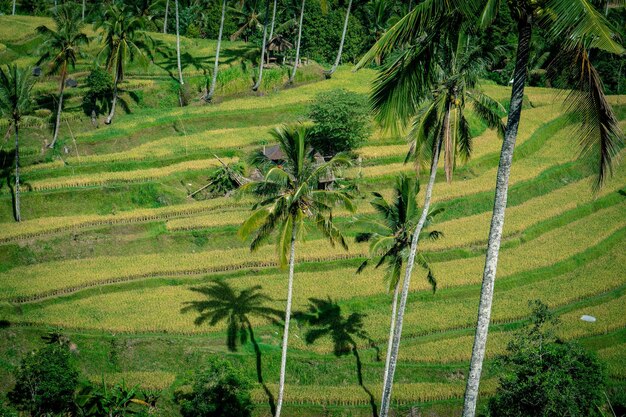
left=486, top=301, right=605, bottom=417
left=83, top=67, right=114, bottom=116
left=308, top=89, right=371, bottom=156
left=9, top=344, right=80, bottom=416
left=175, top=356, right=253, bottom=417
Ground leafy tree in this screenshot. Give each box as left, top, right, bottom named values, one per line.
left=239, top=124, right=354, bottom=417
left=94, top=4, right=152, bottom=124
left=0, top=65, right=35, bottom=223
left=83, top=67, right=114, bottom=117
left=308, top=88, right=371, bottom=156
left=175, top=356, right=253, bottom=417
left=460, top=2, right=624, bottom=415
left=36, top=3, right=89, bottom=148
left=9, top=343, right=79, bottom=416
left=486, top=301, right=605, bottom=417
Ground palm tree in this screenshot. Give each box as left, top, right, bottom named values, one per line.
left=324, top=0, right=352, bottom=78
left=354, top=173, right=440, bottom=403
left=287, top=0, right=305, bottom=84
left=12, top=0, right=16, bottom=15
left=0, top=65, right=35, bottom=222
left=95, top=4, right=152, bottom=125
left=459, top=2, right=624, bottom=415
left=36, top=4, right=89, bottom=149
left=205, top=0, right=228, bottom=101
left=82, top=0, right=86, bottom=21
left=230, top=1, right=264, bottom=42
left=356, top=8, right=505, bottom=414
left=252, top=0, right=273, bottom=91
left=239, top=124, right=355, bottom=417
left=175, top=0, right=184, bottom=86
left=181, top=280, right=282, bottom=352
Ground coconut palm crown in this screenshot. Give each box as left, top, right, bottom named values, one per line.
left=239, top=124, right=355, bottom=267
left=36, top=4, right=89, bottom=148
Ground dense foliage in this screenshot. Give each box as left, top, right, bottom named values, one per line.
left=308, top=89, right=371, bottom=155
left=486, top=301, right=606, bottom=417
left=175, top=356, right=254, bottom=417
left=83, top=67, right=114, bottom=116
left=8, top=343, right=79, bottom=416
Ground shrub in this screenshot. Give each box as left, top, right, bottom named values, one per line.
left=83, top=68, right=113, bottom=116
left=486, top=300, right=605, bottom=417
left=9, top=344, right=80, bottom=416
left=308, top=89, right=371, bottom=156
left=175, top=356, right=253, bottom=417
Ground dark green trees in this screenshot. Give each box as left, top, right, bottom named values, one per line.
left=9, top=344, right=79, bottom=416
left=176, top=356, right=253, bottom=417
left=487, top=301, right=605, bottom=417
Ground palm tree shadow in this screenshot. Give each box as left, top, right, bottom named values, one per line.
left=295, top=298, right=380, bottom=417
left=180, top=279, right=282, bottom=415
left=0, top=148, right=18, bottom=221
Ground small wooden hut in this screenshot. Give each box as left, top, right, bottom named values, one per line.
left=267, top=35, right=293, bottom=65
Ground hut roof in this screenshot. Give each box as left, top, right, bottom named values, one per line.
left=268, top=35, right=293, bottom=52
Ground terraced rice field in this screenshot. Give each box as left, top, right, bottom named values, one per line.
left=0, top=18, right=625, bottom=415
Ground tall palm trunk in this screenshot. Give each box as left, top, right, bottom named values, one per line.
left=175, top=0, right=184, bottom=86
left=461, top=18, right=532, bottom=417
left=268, top=0, right=278, bottom=42
left=164, top=0, right=169, bottom=33
left=82, top=0, right=85, bottom=20
left=381, top=280, right=400, bottom=400
left=50, top=69, right=67, bottom=149
left=105, top=66, right=120, bottom=125
left=325, top=0, right=352, bottom=78
left=379, top=132, right=443, bottom=417
left=12, top=0, right=16, bottom=15
left=206, top=0, right=227, bottom=101
left=275, top=225, right=298, bottom=417
left=13, top=123, right=20, bottom=222
left=252, top=0, right=272, bottom=91
left=288, top=0, right=305, bottom=84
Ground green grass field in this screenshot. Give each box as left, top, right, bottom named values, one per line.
left=0, top=15, right=625, bottom=417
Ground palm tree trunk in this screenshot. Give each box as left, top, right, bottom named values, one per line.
left=206, top=0, right=226, bottom=102
left=268, top=0, right=278, bottom=41
left=381, top=280, right=400, bottom=405
left=12, top=0, right=16, bottom=15
left=82, top=0, right=85, bottom=20
left=275, top=225, right=298, bottom=417
left=163, top=0, right=169, bottom=33
left=50, top=71, right=66, bottom=149
left=175, top=0, right=184, bottom=86
left=288, top=0, right=306, bottom=84
left=325, top=0, right=352, bottom=78
left=13, top=123, right=20, bottom=222
left=105, top=67, right=119, bottom=125
left=379, top=133, right=443, bottom=417
left=461, top=18, right=532, bottom=417
left=252, top=0, right=272, bottom=91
